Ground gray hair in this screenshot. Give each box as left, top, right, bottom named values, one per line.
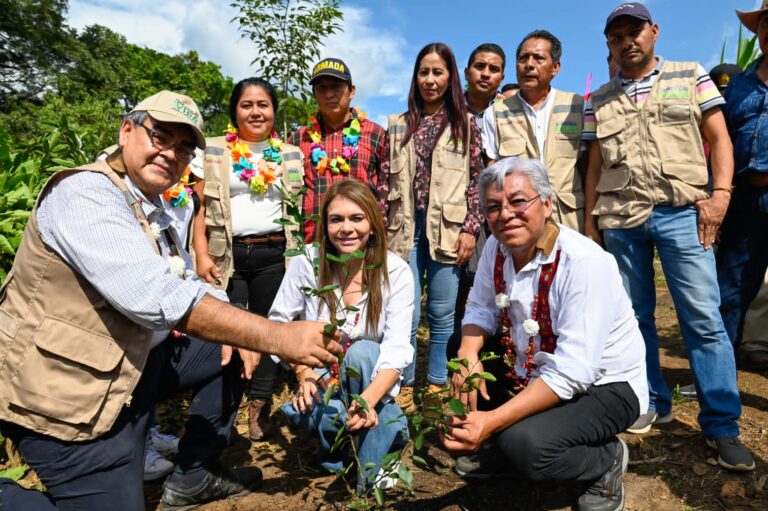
left=478, top=157, right=555, bottom=206
left=123, top=110, right=149, bottom=127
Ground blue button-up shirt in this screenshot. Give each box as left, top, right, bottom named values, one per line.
left=724, top=56, right=768, bottom=176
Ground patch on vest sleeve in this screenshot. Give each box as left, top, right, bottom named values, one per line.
left=658, top=86, right=690, bottom=100
left=555, top=122, right=581, bottom=135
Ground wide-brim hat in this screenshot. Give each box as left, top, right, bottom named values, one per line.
left=131, top=91, right=206, bottom=149
left=737, top=0, right=768, bottom=33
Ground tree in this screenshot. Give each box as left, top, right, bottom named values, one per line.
left=0, top=0, right=76, bottom=105
left=230, top=0, right=343, bottom=135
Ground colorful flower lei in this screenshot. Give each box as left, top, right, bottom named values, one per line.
left=225, top=123, right=283, bottom=195
left=162, top=167, right=193, bottom=207
left=306, top=108, right=366, bottom=175
left=494, top=247, right=561, bottom=391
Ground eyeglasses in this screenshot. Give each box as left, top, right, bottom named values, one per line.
left=138, top=123, right=196, bottom=164
left=484, top=194, right=541, bottom=218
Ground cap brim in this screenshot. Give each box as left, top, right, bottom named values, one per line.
left=736, top=9, right=762, bottom=33
left=147, top=111, right=206, bottom=150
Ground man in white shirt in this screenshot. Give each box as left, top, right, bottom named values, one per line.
left=441, top=157, right=647, bottom=511
left=482, top=30, right=585, bottom=232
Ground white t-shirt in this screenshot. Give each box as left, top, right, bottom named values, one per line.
left=229, top=140, right=283, bottom=237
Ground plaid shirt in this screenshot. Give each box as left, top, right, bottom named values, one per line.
left=288, top=109, right=386, bottom=242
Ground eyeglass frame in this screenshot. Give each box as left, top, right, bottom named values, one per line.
left=483, top=193, right=542, bottom=218
left=137, top=123, right=197, bottom=164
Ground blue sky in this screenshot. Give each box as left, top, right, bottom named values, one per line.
left=67, top=0, right=760, bottom=127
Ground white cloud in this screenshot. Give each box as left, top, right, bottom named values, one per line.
left=317, top=6, right=411, bottom=102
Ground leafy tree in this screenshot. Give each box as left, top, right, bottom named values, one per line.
left=231, top=0, right=343, bottom=135
left=0, top=0, right=76, bottom=105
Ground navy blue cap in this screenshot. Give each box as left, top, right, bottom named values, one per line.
left=604, top=3, right=653, bottom=34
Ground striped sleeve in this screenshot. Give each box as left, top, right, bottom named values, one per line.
left=695, top=63, right=725, bottom=112
left=582, top=97, right=597, bottom=141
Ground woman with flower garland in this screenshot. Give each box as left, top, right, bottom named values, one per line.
left=192, top=77, right=305, bottom=441
left=271, top=179, right=413, bottom=491
left=378, top=42, right=485, bottom=410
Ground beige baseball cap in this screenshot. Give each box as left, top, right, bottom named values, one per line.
left=131, top=91, right=206, bottom=149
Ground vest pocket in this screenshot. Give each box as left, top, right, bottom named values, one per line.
left=498, top=137, right=526, bottom=158
left=385, top=188, right=404, bottom=232
left=554, top=133, right=580, bottom=156
left=596, top=118, right=626, bottom=167
left=439, top=201, right=467, bottom=254
left=440, top=148, right=468, bottom=170
left=596, top=166, right=631, bottom=193
left=8, top=316, right=124, bottom=426
left=659, top=103, right=692, bottom=125
left=208, top=230, right=228, bottom=258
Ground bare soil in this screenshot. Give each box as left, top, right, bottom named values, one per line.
left=8, top=277, right=768, bottom=510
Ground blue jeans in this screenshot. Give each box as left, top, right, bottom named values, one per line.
left=716, top=185, right=768, bottom=347
left=404, top=211, right=460, bottom=386
left=602, top=206, right=741, bottom=438
left=280, top=340, right=409, bottom=491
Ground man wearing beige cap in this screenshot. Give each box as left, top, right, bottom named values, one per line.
left=0, top=91, right=341, bottom=510
left=716, top=0, right=768, bottom=372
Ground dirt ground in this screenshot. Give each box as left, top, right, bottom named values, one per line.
left=8, top=277, right=767, bottom=510
left=146, top=278, right=767, bottom=511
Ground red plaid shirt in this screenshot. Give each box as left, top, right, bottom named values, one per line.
left=288, top=109, right=386, bottom=242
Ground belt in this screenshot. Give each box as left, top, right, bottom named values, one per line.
left=233, top=233, right=286, bottom=245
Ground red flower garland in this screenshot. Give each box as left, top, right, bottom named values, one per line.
left=494, top=247, right=562, bottom=391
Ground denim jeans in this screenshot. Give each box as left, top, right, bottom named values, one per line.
left=404, top=211, right=460, bottom=386
left=280, top=340, right=409, bottom=491
left=716, top=185, right=768, bottom=348
left=603, top=206, right=741, bottom=439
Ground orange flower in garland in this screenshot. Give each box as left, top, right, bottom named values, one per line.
left=225, top=123, right=283, bottom=195
left=163, top=167, right=193, bottom=207
left=306, top=108, right=366, bottom=175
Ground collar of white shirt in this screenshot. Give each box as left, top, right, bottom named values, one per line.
left=498, top=218, right=560, bottom=272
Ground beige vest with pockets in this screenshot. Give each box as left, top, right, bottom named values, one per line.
left=590, top=60, right=709, bottom=230
left=385, top=113, right=473, bottom=264
left=201, top=136, right=305, bottom=290
left=0, top=157, right=157, bottom=441
left=492, top=88, right=585, bottom=231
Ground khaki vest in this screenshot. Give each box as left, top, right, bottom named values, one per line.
left=0, top=158, right=157, bottom=441
left=385, top=113, right=473, bottom=263
left=590, top=60, right=709, bottom=229
left=493, top=89, right=585, bottom=231
left=202, top=136, right=305, bottom=289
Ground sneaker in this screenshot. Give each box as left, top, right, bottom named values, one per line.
left=144, top=446, right=175, bottom=482
left=160, top=465, right=262, bottom=510
left=454, top=445, right=515, bottom=480
left=395, top=386, right=416, bottom=414
left=577, top=438, right=628, bottom=511
left=705, top=437, right=756, bottom=472
left=150, top=425, right=180, bottom=458
left=678, top=384, right=697, bottom=401
left=247, top=398, right=272, bottom=441
left=625, top=410, right=674, bottom=434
